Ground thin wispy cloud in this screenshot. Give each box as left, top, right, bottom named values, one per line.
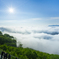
left=31, top=18, right=42, bottom=20
left=50, top=17, right=59, bottom=20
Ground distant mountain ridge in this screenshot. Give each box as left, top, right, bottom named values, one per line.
left=0, top=27, right=13, bottom=32
left=0, top=27, right=31, bottom=34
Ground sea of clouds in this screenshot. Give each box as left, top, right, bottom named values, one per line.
left=0, top=26, right=59, bottom=54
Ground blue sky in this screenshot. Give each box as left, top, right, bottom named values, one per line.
left=0, top=0, right=59, bottom=27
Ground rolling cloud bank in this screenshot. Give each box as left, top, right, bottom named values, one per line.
left=0, top=26, right=59, bottom=54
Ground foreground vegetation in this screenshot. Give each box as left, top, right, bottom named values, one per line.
left=0, top=31, right=59, bottom=59
left=0, top=31, right=16, bottom=47
left=0, top=44, right=59, bottom=59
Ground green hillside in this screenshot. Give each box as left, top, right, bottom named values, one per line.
left=0, top=31, right=16, bottom=47
left=0, top=31, right=59, bottom=59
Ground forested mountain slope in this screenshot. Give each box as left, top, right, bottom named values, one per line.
left=0, top=31, right=59, bottom=59
left=0, top=31, right=16, bottom=47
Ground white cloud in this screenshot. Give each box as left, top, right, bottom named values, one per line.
left=50, top=17, right=59, bottom=20
left=30, top=18, right=42, bottom=20
left=1, top=26, right=59, bottom=54
left=34, top=33, right=52, bottom=40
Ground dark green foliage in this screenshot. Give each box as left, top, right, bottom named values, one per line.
left=0, top=31, right=2, bottom=35
left=4, top=34, right=14, bottom=38
left=0, top=44, right=59, bottom=59
left=0, top=31, right=16, bottom=47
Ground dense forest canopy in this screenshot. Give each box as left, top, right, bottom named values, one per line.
left=0, top=31, right=16, bottom=47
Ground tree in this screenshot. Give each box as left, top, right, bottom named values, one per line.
left=19, top=44, right=23, bottom=47
left=0, top=31, right=2, bottom=35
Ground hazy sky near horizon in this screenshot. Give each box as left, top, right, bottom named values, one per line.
left=0, top=0, right=59, bottom=26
